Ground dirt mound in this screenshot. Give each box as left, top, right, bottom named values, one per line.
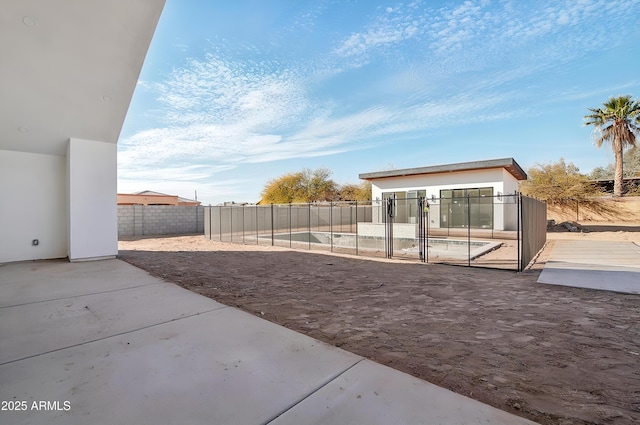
left=547, top=220, right=586, bottom=232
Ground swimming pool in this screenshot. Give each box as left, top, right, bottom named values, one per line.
left=266, top=231, right=500, bottom=259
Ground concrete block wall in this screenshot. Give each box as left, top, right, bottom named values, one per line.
left=118, top=205, right=204, bottom=237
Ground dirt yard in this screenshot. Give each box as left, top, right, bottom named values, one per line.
left=119, top=224, right=640, bottom=425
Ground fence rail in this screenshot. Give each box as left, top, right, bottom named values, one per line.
left=204, top=195, right=546, bottom=271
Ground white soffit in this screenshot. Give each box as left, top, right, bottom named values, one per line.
left=0, top=0, right=165, bottom=156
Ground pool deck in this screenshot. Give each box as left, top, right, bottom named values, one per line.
left=0, top=258, right=538, bottom=425
left=538, top=240, right=640, bottom=294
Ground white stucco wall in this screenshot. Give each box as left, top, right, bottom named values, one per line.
left=0, top=150, right=67, bottom=262
left=368, top=168, right=521, bottom=231
left=370, top=168, right=511, bottom=199
left=502, top=169, right=520, bottom=230
left=502, top=169, right=520, bottom=195
left=67, top=138, right=117, bottom=261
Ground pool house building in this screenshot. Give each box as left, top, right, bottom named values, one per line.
left=358, top=158, right=527, bottom=233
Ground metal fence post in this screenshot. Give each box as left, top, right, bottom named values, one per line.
left=418, top=197, right=423, bottom=262
left=517, top=193, right=521, bottom=271
left=271, top=204, right=274, bottom=246
left=426, top=204, right=429, bottom=263
left=355, top=201, right=358, bottom=255
left=289, top=203, right=292, bottom=248
left=467, top=194, right=471, bottom=267
left=308, top=203, right=311, bottom=250
left=330, top=203, right=333, bottom=252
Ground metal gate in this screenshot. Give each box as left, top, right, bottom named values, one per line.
left=384, top=196, right=394, bottom=258
left=417, top=197, right=427, bottom=262
left=385, top=196, right=430, bottom=262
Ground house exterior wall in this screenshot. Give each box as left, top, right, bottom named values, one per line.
left=370, top=168, right=508, bottom=199
left=0, top=150, right=67, bottom=262
left=0, top=140, right=119, bottom=264
left=368, top=168, right=520, bottom=231
left=502, top=168, right=520, bottom=195
left=502, top=169, right=520, bottom=230
left=67, top=138, right=117, bottom=261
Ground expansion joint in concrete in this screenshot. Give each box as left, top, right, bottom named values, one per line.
left=0, top=306, right=228, bottom=367
left=263, top=358, right=365, bottom=425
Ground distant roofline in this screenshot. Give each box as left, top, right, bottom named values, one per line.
left=132, top=190, right=171, bottom=197
left=117, top=191, right=200, bottom=204
left=359, top=158, right=527, bottom=181
left=177, top=196, right=199, bottom=203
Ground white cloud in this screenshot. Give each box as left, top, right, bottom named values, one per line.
left=120, top=42, right=541, bottom=185
left=332, top=6, right=424, bottom=60
left=329, top=0, right=638, bottom=68
left=119, top=0, right=640, bottom=203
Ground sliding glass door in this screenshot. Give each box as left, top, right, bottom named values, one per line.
left=440, top=187, right=493, bottom=228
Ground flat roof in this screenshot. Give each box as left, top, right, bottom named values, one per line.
left=359, top=158, right=527, bottom=181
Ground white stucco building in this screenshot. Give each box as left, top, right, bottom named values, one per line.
left=0, top=1, right=165, bottom=263
left=359, top=158, right=527, bottom=231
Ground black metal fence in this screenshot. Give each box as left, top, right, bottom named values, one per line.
left=204, top=194, right=546, bottom=271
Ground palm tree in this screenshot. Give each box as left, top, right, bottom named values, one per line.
left=585, top=95, right=640, bottom=197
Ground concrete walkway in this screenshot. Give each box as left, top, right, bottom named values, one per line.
left=538, top=240, right=640, bottom=294
left=0, top=259, right=537, bottom=425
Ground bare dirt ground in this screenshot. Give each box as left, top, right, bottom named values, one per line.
left=119, top=223, right=640, bottom=425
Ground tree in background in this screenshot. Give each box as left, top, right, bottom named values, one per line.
left=260, top=172, right=306, bottom=203
left=520, top=159, right=600, bottom=205
left=589, top=147, right=640, bottom=180
left=588, top=163, right=616, bottom=180
left=261, top=168, right=338, bottom=204
left=626, top=147, right=640, bottom=177
left=261, top=168, right=372, bottom=203
left=337, top=181, right=372, bottom=201
left=585, top=95, right=640, bottom=197
left=305, top=168, right=337, bottom=201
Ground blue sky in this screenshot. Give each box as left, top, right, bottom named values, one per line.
left=118, top=0, right=640, bottom=205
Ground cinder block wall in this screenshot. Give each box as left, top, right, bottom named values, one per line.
left=118, top=205, right=204, bottom=237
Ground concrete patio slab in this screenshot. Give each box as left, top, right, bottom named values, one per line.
left=271, top=359, right=538, bottom=425
left=0, top=282, right=224, bottom=364
left=0, top=306, right=362, bottom=425
left=545, top=240, right=640, bottom=267
left=0, top=259, right=539, bottom=425
left=538, top=240, right=640, bottom=294
left=0, top=259, right=162, bottom=307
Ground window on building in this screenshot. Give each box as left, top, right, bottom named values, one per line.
left=381, top=190, right=426, bottom=223
left=440, top=187, right=493, bottom=228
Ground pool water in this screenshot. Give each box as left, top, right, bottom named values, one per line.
left=267, top=231, right=500, bottom=259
